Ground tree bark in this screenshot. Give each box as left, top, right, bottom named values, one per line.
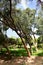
left=2, top=43, right=11, bottom=55
left=9, top=0, right=12, bottom=17
left=33, top=35, right=38, bottom=51
left=29, top=43, right=32, bottom=55
left=21, top=38, right=31, bottom=57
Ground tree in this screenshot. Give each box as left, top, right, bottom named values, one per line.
left=0, top=0, right=43, bottom=57
left=0, top=0, right=31, bottom=57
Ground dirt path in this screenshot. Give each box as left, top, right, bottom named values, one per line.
left=0, top=56, right=43, bottom=65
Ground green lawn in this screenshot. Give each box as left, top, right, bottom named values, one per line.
left=0, top=47, right=43, bottom=56
left=32, top=48, right=43, bottom=56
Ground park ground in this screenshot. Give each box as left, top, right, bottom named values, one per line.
left=0, top=45, right=43, bottom=65
left=0, top=56, right=43, bottom=65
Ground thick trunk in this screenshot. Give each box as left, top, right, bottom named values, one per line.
left=17, top=22, right=31, bottom=57
left=21, top=38, right=31, bottom=57
left=33, top=42, right=38, bottom=51
left=35, top=42, right=38, bottom=51
left=33, top=35, right=38, bottom=52
left=29, top=44, right=32, bottom=55
left=2, top=43, right=12, bottom=59
left=2, top=43, right=10, bottom=54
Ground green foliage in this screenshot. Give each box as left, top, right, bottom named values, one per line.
left=15, top=8, right=35, bottom=32
left=16, top=38, right=23, bottom=48
left=8, top=38, right=16, bottom=44
left=37, top=36, right=43, bottom=43
left=32, top=48, right=43, bottom=56
left=0, top=33, right=5, bottom=44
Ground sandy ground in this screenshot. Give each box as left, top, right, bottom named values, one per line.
left=0, top=56, right=43, bottom=65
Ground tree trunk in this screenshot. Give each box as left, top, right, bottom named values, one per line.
left=35, top=42, right=38, bottom=51
left=2, top=43, right=12, bottom=59
left=2, top=43, right=11, bottom=55
left=21, top=38, right=31, bottom=57
left=29, top=44, right=32, bottom=55
left=33, top=35, right=38, bottom=52
left=33, top=39, right=38, bottom=51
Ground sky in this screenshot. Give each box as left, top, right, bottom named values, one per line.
left=16, top=0, right=36, bottom=9
left=7, top=28, right=19, bottom=38
left=7, top=0, right=37, bottom=38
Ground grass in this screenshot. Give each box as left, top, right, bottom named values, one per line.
left=0, top=48, right=27, bottom=56
left=0, top=47, right=43, bottom=56
left=32, top=48, right=43, bottom=56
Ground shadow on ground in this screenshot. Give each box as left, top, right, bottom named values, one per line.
left=0, top=54, right=43, bottom=65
